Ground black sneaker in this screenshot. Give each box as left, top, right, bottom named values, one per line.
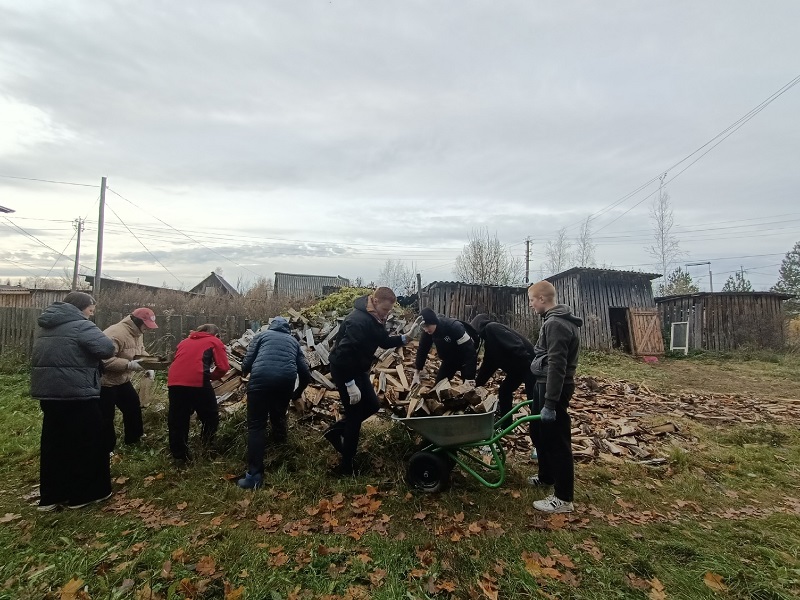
left=323, top=428, right=345, bottom=453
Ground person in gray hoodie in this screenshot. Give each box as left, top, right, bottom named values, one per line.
left=527, top=280, right=583, bottom=514
left=238, top=316, right=311, bottom=489
left=30, top=292, right=116, bottom=510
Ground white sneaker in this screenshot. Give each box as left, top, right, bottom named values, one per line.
left=527, top=475, right=551, bottom=487
left=37, top=503, right=62, bottom=512
left=533, top=494, right=574, bottom=514
left=68, top=492, right=113, bottom=509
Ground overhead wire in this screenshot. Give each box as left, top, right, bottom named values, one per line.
left=564, top=73, right=800, bottom=233
left=0, top=174, right=100, bottom=188
left=104, top=200, right=184, bottom=287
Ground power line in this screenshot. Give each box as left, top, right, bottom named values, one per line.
left=0, top=174, right=100, bottom=188
left=565, top=73, right=800, bottom=233
left=104, top=201, right=184, bottom=287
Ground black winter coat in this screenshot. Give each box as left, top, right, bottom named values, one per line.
left=329, top=296, right=405, bottom=383
left=471, top=315, right=535, bottom=387
left=243, top=317, right=311, bottom=393
left=30, top=302, right=115, bottom=401
left=414, top=314, right=477, bottom=379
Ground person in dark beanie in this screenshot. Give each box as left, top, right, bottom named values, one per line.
left=237, top=317, right=311, bottom=489
left=100, top=307, right=158, bottom=451
left=327, top=287, right=409, bottom=476
left=412, top=308, right=477, bottom=387
left=167, top=323, right=231, bottom=463
left=527, top=280, right=583, bottom=514
left=470, top=313, right=536, bottom=426
left=30, top=291, right=116, bottom=510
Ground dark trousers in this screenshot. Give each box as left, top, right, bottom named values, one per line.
left=496, top=361, right=536, bottom=420
left=40, top=399, right=111, bottom=507
left=167, top=383, right=219, bottom=460
left=329, top=368, right=380, bottom=467
left=529, top=381, right=575, bottom=502
left=246, top=382, right=294, bottom=475
left=101, top=381, right=144, bottom=451
left=435, top=361, right=462, bottom=383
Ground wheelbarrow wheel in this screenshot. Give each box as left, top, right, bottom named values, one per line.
left=407, top=451, right=451, bottom=493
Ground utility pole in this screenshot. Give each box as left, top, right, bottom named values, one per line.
left=71, top=218, right=85, bottom=291
left=524, top=237, right=531, bottom=284
left=94, top=176, right=106, bottom=297
left=686, top=261, right=713, bottom=292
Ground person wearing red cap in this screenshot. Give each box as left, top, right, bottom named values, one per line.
left=100, top=307, right=158, bottom=451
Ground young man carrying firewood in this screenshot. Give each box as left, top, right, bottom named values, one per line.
left=412, top=308, right=478, bottom=388
left=326, top=287, right=410, bottom=476
left=527, top=280, right=583, bottom=514
left=469, top=313, right=536, bottom=427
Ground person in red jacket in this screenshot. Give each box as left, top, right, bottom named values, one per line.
left=166, top=324, right=231, bottom=461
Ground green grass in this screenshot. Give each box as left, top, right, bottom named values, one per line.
left=1, top=359, right=799, bottom=599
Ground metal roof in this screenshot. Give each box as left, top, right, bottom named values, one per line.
left=655, top=291, right=794, bottom=302
left=547, top=267, right=662, bottom=281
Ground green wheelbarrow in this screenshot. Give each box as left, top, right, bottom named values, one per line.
left=395, top=399, right=541, bottom=493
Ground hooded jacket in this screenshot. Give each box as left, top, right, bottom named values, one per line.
left=414, top=314, right=477, bottom=379
left=242, top=317, right=311, bottom=392
left=100, top=315, right=148, bottom=387
left=470, top=314, right=536, bottom=387
left=168, top=331, right=231, bottom=388
left=531, top=304, right=583, bottom=408
left=329, top=295, right=405, bottom=383
left=30, top=302, right=116, bottom=401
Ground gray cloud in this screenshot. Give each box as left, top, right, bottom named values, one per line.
left=1, top=1, right=799, bottom=291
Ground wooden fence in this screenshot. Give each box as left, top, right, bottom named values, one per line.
left=420, top=282, right=538, bottom=339
left=0, top=306, right=250, bottom=361
left=656, top=292, right=790, bottom=351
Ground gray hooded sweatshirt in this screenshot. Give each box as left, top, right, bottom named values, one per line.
left=530, top=304, right=583, bottom=409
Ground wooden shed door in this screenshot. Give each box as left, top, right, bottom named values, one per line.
left=627, top=309, right=665, bottom=356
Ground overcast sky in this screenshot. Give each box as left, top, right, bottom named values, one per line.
left=1, top=1, right=799, bottom=294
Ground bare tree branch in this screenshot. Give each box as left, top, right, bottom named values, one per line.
left=453, top=227, right=523, bottom=285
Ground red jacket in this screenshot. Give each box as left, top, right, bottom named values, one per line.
left=168, top=331, right=231, bottom=388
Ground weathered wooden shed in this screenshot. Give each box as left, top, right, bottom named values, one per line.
left=420, top=281, right=537, bottom=337
left=189, top=272, right=240, bottom=297
left=546, top=268, right=663, bottom=354
left=0, top=286, right=73, bottom=309
left=274, top=272, right=350, bottom=299
left=655, top=292, right=792, bottom=351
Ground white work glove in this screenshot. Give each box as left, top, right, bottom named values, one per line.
left=345, top=380, right=362, bottom=405
left=465, top=380, right=476, bottom=388
left=144, top=370, right=155, bottom=379
left=127, top=359, right=144, bottom=371
left=411, top=370, right=421, bottom=387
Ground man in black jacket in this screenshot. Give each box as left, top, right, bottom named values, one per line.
left=527, top=280, right=583, bottom=514
left=327, top=287, right=408, bottom=475
left=412, top=308, right=477, bottom=387
left=470, top=314, right=536, bottom=426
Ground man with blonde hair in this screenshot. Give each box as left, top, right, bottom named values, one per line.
left=527, top=280, right=583, bottom=513
left=327, top=287, right=409, bottom=475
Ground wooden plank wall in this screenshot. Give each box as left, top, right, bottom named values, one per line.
left=0, top=307, right=250, bottom=361
left=423, top=284, right=538, bottom=339
left=657, top=294, right=787, bottom=350
left=552, top=272, right=656, bottom=351
left=0, top=307, right=40, bottom=358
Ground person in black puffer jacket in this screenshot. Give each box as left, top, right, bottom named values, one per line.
left=470, top=313, right=537, bottom=426
left=412, top=307, right=477, bottom=386
left=327, top=287, right=409, bottom=476
left=30, top=292, right=116, bottom=511
left=238, top=316, right=311, bottom=489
